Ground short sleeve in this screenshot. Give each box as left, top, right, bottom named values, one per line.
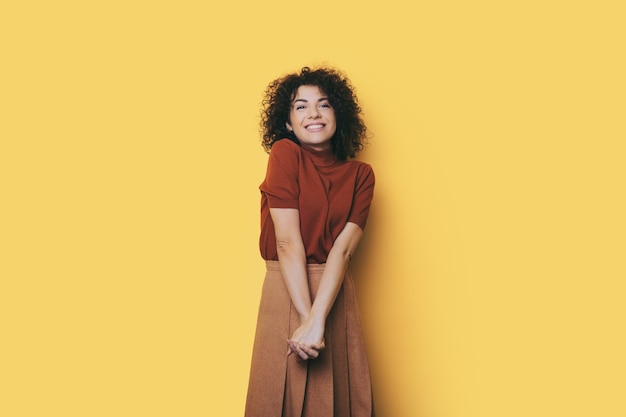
left=348, top=164, right=375, bottom=230
left=260, top=140, right=300, bottom=209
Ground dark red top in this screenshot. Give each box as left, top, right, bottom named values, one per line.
left=259, top=139, right=375, bottom=263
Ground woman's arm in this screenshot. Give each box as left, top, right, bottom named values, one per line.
left=311, top=221, right=363, bottom=320
left=269, top=207, right=311, bottom=322
left=288, top=221, right=364, bottom=359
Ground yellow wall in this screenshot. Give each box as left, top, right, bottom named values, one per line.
left=2, top=1, right=624, bottom=416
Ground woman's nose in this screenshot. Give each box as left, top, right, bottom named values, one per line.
left=308, top=107, right=321, bottom=118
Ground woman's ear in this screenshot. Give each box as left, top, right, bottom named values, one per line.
left=285, top=122, right=293, bottom=132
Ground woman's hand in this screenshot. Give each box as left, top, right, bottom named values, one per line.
left=287, top=316, right=326, bottom=361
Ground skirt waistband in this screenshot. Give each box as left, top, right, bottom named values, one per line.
left=265, top=260, right=326, bottom=272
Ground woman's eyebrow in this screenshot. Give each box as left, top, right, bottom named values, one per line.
left=292, top=97, right=329, bottom=103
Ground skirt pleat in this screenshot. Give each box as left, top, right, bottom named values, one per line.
left=245, top=261, right=373, bottom=417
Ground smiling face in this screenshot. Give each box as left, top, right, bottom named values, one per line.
left=286, top=85, right=337, bottom=152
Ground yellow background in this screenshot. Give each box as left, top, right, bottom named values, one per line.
left=2, top=1, right=624, bottom=416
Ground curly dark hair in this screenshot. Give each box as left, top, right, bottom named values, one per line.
left=260, top=66, right=367, bottom=160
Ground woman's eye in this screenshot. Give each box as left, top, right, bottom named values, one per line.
left=296, top=105, right=306, bottom=110
left=320, top=103, right=331, bottom=108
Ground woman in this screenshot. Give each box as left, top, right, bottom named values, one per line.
left=246, top=66, right=375, bottom=417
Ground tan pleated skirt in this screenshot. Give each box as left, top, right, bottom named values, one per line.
left=245, top=261, right=374, bottom=417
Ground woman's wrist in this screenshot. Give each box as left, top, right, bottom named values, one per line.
left=307, top=309, right=327, bottom=325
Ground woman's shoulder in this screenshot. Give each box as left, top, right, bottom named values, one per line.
left=270, top=138, right=300, bottom=153
left=337, top=159, right=374, bottom=188
left=345, top=159, right=374, bottom=175
left=268, top=139, right=302, bottom=165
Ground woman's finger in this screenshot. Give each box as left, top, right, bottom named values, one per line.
left=294, top=343, right=310, bottom=360
left=288, top=340, right=299, bottom=356
left=296, top=342, right=321, bottom=359
left=310, top=339, right=325, bottom=351
left=288, top=340, right=309, bottom=361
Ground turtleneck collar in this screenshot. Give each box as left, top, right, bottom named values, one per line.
left=300, top=144, right=337, bottom=167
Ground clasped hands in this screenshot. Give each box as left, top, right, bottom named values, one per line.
left=287, top=316, right=326, bottom=361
